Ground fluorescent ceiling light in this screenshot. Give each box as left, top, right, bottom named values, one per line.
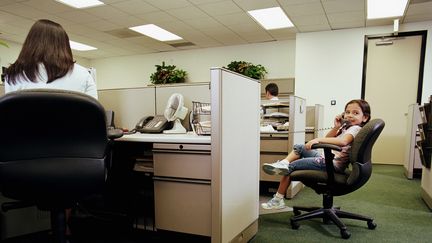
left=247, top=7, right=294, bottom=30
left=367, top=0, right=408, bottom=19
left=129, top=24, right=182, bottom=41
left=56, top=0, right=105, bottom=9
left=69, top=41, right=97, bottom=51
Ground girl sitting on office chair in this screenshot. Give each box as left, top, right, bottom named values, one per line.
left=261, top=99, right=371, bottom=210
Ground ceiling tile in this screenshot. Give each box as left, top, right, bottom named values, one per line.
left=55, top=10, right=101, bottom=24
left=0, top=0, right=430, bottom=59
left=111, top=0, right=158, bottom=15
left=135, top=11, right=178, bottom=24
left=322, top=0, right=365, bottom=13
left=145, top=0, right=192, bottom=10
left=212, top=12, right=256, bottom=26
left=197, top=0, right=243, bottom=16
left=83, top=5, right=128, bottom=19
left=290, top=14, right=329, bottom=26
left=327, top=11, right=365, bottom=24
left=166, top=5, right=208, bottom=20
left=282, top=2, right=325, bottom=17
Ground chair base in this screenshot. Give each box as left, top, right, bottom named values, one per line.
left=290, top=206, right=377, bottom=239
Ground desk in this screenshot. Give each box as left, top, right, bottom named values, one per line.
left=116, top=133, right=211, bottom=237
left=113, top=130, right=258, bottom=243
left=101, top=68, right=260, bottom=243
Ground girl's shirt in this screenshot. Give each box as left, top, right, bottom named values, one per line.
left=332, top=125, right=362, bottom=172
left=5, top=63, right=98, bottom=99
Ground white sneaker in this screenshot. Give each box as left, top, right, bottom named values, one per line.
left=261, top=195, right=286, bottom=210
left=262, top=160, right=289, bottom=175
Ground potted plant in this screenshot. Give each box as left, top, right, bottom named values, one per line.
left=150, top=61, right=187, bottom=85
left=0, top=40, right=9, bottom=48
left=225, top=61, right=267, bottom=79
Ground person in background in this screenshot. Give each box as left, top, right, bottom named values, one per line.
left=265, top=83, right=279, bottom=101
left=4, top=19, right=99, bottom=236
left=5, top=19, right=97, bottom=99
left=261, top=99, right=371, bottom=210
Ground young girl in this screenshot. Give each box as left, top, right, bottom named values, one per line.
left=262, top=99, right=371, bottom=210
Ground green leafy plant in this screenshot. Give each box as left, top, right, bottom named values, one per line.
left=0, top=40, right=9, bottom=48
left=150, top=61, right=187, bottom=85
left=225, top=61, right=267, bottom=79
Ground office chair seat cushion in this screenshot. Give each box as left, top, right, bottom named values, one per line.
left=291, top=169, right=349, bottom=184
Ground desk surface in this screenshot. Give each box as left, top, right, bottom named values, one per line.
left=118, top=132, right=211, bottom=144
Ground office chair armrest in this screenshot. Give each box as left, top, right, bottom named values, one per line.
left=107, top=127, right=124, bottom=140
left=311, top=143, right=342, bottom=185
left=311, top=143, right=342, bottom=151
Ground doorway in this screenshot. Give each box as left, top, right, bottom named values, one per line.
left=362, top=31, right=426, bottom=164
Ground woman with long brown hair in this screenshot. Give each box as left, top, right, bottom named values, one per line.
left=5, top=19, right=97, bottom=98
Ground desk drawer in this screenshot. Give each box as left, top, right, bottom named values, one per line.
left=153, top=143, right=211, bottom=180
left=154, top=179, right=211, bottom=236
left=260, top=138, right=288, bottom=153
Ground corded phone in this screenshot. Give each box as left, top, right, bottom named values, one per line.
left=135, top=115, right=170, bottom=133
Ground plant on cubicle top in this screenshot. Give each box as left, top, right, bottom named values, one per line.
left=225, top=60, right=267, bottom=80
left=0, top=40, right=8, bottom=48
left=149, top=61, right=187, bottom=85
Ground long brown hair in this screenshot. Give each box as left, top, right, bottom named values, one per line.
left=6, top=19, right=74, bottom=84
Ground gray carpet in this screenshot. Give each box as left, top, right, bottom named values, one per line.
left=252, top=164, right=432, bottom=242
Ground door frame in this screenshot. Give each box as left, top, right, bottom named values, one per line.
left=361, top=30, right=427, bottom=104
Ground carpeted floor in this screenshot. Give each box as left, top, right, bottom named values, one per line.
left=252, top=164, right=432, bottom=242
left=4, top=165, right=430, bottom=243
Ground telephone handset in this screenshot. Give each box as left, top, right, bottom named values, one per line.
left=339, top=112, right=351, bottom=128
left=135, top=115, right=170, bottom=133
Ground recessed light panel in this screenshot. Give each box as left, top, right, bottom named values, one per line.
left=56, top=0, right=104, bottom=9
left=129, top=24, right=183, bottom=42
left=367, top=0, right=409, bottom=19
left=248, top=7, right=294, bottom=30
left=69, top=41, right=97, bottom=51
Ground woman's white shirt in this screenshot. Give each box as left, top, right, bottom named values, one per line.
left=5, top=63, right=98, bottom=99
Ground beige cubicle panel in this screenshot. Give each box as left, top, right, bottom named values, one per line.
left=211, top=68, right=260, bottom=243
left=98, top=87, right=156, bottom=130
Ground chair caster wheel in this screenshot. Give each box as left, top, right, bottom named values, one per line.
left=293, top=209, right=301, bottom=216
left=340, top=229, right=351, bottom=239
left=367, top=220, right=377, bottom=229
left=290, top=219, right=300, bottom=230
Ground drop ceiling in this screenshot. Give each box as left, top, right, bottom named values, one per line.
left=0, top=0, right=431, bottom=59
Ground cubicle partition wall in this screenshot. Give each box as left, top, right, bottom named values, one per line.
left=210, top=68, right=260, bottom=243
left=98, top=87, right=156, bottom=130
left=98, top=83, right=210, bottom=131
left=306, top=104, right=325, bottom=141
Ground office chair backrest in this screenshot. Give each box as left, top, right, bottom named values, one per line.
left=0, top=89, right=108, bottom=207
left=346, top=119, right=385, bottom=190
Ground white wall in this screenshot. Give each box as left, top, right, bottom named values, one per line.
left=90, top=40, right=296, bottom=89
left=296, top=20, right=432, bottom=127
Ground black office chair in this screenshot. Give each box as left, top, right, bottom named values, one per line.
left=289, top=119, right=385, bottom=239
left=0, top=89, right=118, bottom=243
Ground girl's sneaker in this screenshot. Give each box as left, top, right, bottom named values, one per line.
left=262, top=160, right=289, bottom=175
left=261, top=195, right=286, bottom=210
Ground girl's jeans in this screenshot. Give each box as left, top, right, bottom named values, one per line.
left=287, top=144, right=326, bottom=174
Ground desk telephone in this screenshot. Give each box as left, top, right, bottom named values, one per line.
left=135, top=115, right=170, bottom=133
